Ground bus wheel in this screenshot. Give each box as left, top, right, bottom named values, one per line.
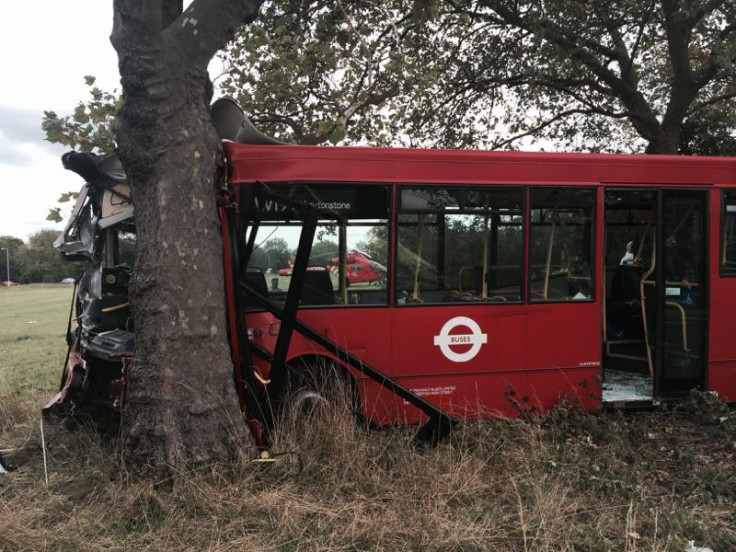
left=287, top=388, right=330, bottom=419
left=279, top=359, right=356, bottom=424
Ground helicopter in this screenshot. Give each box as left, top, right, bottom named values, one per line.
left=278, top=249, right=387, bottom=286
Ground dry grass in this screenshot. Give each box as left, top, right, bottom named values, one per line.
left=1, top=286, right=735, bottom=551
left=1, top=389, right=734, bottom=552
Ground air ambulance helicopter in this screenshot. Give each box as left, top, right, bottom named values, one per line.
left=279, top=249, right=386, bottom=286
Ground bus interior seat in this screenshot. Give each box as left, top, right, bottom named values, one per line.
left=242, top=269, right=268, bottom=308
left=355, top=290, right=388, bottom=304
left=609, top=264, right=645, bottom=338
left=301, top=270, right=336, bottom=305
left=471, top=265, right=503, bottom=295
left=468, top=265, right=519, bottom=301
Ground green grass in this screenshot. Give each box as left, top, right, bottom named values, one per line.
left=0, top=284, right=72, bottom=403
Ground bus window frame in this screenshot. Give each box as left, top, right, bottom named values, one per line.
left=243, top=181, right=393, bottom=309
left=394, top=184, right=526, bottom=307
left=527, top=185, right=597, bottom=304
left=721, top=189, right=736, bottom=277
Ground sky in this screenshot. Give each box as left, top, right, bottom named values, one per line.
left=0, top=2, right=358, bottom=253
left=0, top=2, right=121, bottom=241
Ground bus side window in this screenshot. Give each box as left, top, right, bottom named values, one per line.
left=396, top=187, right=524, bottom=305
left=529, top=187, right=595, bottom=301
left=244, top=183, right=390, bottom=307
left=723, top=191, right=736, bottom=276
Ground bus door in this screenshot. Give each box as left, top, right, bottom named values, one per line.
left=656, top=190, right=708, bottom=397
left=602, top=189, right=707, bottom=402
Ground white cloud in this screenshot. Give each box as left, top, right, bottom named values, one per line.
left=0, top=1, right=233, bottom=241
left=0, top=141, right=81, bottom=240
left=0, top=1, right=119, bottom=240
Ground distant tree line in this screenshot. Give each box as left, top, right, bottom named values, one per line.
left=0, top=230, right=78, bottom=284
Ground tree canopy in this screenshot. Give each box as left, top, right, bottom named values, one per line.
left=43, top=76, right=120, bottom=156
left=222, top=0, right=736, bottom=153
left=46, top=2, right=735, bottom=155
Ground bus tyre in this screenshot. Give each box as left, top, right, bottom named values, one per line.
left=280, top=359, right=356, bottom=424
left=286, top=388, right=330, bottom=420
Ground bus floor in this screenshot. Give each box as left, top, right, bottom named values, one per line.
left=602, top=369, right=653, bottom=403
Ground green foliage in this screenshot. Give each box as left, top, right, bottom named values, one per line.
left=356, top=226, right=388, bottom=264
left=47, top=192, right=81, bottom=223
left=224, top=0, right=735, bottom=153
left=0, top=231, right=77, bottom=284
left=45, top=3, right=735, bottom=158
left=42, top=76, right=121, bottom=155
left=57, top=192, right=79, bottom=203
left=679, top=106, right=736, bottom=156
left=0, top=236, right=27, bottom=282
left=43, top=77, right=119, bottom=223
left=220, top=0, right=411, bottom=146
left=250, top=236, right=293, bottom=270
left=44, top=3, right=735, bottom=160
left=310, top=239, right=338, bottom=261
left=46, top=208, right=63, bottom=223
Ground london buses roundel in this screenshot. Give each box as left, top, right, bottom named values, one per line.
left=433, top=316, right=488, bottom=363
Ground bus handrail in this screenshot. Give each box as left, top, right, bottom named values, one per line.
left=640, top=234, right=656, bottom=378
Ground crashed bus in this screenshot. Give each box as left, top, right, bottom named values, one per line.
left=45, top=98, right=736, bottom=449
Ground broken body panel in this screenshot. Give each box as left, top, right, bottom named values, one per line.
left=43, top=152, right=134, bottom=430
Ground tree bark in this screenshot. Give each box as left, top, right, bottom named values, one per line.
left=111, top=0, right=262, bottom=478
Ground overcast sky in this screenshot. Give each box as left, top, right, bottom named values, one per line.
left=0, top=2, right=121, bottom=240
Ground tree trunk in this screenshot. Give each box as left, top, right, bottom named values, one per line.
left=111, top=0, right=263, bottom=479
left=116, top=53, right=243, bottom=477
left=644, top=127, right=680, bottom=154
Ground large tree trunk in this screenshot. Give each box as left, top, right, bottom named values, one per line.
left=644, top=127, right=681, bottom=154
left=111, top=0, right=262, bottom=478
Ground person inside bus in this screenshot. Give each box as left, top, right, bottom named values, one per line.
left=620, top=241, right=635, bottom=265
left=609, top=240, right=644, bottom=339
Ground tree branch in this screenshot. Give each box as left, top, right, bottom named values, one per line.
left=489, top=108, right=626, bottom=150
left=111, top=0, right=165, bottom=54
left=166, top=0, right=264, bottom=69
left=687, top=90, right=736, bottom=114
left=478, top=0, right=662, bottom=141
left=661, top=0, right=694, bottom=86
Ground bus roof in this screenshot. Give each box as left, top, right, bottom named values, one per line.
left=223, top=143, right=736, bottom=188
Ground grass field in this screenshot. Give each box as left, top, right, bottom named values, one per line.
left=0, top=285, right=71, bottom=403
left=1, top=285, right=735, bottom=551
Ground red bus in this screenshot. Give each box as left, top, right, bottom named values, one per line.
left=222, top=142, right=736, bottom=444
left=47, top=103, right=736, bottom=448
